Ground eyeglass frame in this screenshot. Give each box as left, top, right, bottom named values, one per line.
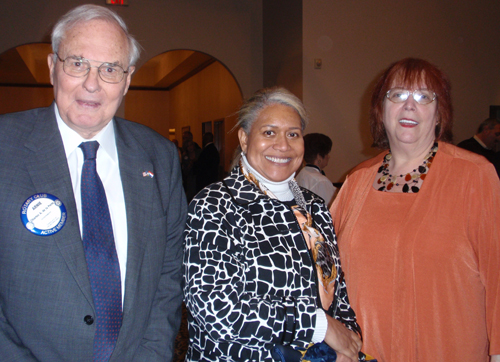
left=54, top=53, right=130, bottom=84
left=386, top=88, right=437, bottom=105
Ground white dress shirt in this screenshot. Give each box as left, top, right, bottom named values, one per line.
left=55, top=104, right=128, bottom=304
left=296, top=166, right=337, bottom=207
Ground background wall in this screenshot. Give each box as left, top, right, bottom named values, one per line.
left=167, top=61, right=242, bottom=171
left=0, top=0, right=263, bottom=100
left=0, top=87, right=53, bottom=114
left=303, top=0, right=500, bottom=181
left=263, top=1, right=303, bottom=99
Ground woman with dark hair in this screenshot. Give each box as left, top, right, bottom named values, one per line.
left=184, top=87, right=375, bottom=361
left=330, top=58, right=500, bottom=361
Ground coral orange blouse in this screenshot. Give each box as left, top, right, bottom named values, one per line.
left=330, top=142, right=500, bottom=362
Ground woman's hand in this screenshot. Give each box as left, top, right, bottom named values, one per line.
left=336, top=352, right=357, bottom=362
left=323, top=314, right=362, bottom=362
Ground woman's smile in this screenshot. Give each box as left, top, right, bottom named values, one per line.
left=265, top=155, right=292, bottom=164
left=238, top=103, right=304, bottom=182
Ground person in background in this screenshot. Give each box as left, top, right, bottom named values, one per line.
left=330, top=58, right=500, bottom=362
left=172, top=138, right=182, bottom=161
left=296, top=133, right=337, bottom=206
left=194, top=132, right=220, bottom=193
left=184, top=87, right=377, bottom=362
left=457, top=117, right=500, bottom=178
left=181, top=131, right=201, bottom=201
left=182, top=130, right=201, bottom=156
left=0, top=5, right=186, bottom=361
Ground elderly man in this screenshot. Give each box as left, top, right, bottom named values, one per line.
left=458, top=117, right=500, bottom=178
left=0, top=5, right=186, bottom=362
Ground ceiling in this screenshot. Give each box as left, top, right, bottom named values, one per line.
left=0, top=43, right=216, bottom=90
left=131, top=50, right=215, bottom=90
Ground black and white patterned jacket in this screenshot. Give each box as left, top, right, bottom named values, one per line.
left=183, top=166, right=359, bottom=361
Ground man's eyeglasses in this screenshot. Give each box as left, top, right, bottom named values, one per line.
left=386, top=88, right=436, bottom=105
left=55, top=53, right=129, bottom=84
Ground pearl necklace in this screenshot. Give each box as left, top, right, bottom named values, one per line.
left=376, top=142, right=438, bottom=193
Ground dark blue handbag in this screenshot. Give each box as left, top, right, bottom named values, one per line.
left=271, top=342, right=337, bottom=362
left=271, top=343, right=378, bottom=362
left=271, top=344, right=303, bottom=362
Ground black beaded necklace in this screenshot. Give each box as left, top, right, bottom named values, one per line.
left=376, top=142, right=438, bottom=193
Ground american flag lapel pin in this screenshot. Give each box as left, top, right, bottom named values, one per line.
left=142, top=171, right=154, bottom=178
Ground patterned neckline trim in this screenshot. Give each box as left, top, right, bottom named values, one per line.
left=376, top=142, right=438, bottom=193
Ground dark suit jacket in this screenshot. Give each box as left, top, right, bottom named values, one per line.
left=457, top=137, right=500, bottom=178
left=0, top=104, right=187, bottom=361
left=194, top=142, right=220, bottom=193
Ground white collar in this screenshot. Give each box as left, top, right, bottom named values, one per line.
left=55, top=103, right=118, bottom=163
left=305, top=165, right=322, bottom=174
left=241, top=153, right=295, bottom=201
left=473, top=135, right=490, bottom=150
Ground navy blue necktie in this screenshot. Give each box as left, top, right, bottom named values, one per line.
left=79, top=141, right=122, bottom=362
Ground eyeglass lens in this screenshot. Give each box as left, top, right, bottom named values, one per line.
left=63, top=56, right=125, bottom=83
left=387, top=88, right=435, bottom=104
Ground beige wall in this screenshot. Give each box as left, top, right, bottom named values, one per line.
left=303, top=0, right=500, bottom=182
left=124, top=89, right=170, bottom=137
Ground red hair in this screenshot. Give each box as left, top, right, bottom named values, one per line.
left=370, top=58, right=453, bottom=149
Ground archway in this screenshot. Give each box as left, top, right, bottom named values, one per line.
left=126, top=49, right=243, bottom=175
left=0, top=43, right=53, bottom=114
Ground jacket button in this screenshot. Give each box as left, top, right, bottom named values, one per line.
left=84, top=315, right=94, bottom=325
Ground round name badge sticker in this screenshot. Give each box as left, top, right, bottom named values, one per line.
left=20, top=193, right=67, bottom=236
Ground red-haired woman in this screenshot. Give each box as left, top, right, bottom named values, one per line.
left=330, top=58, right=500, bottom=362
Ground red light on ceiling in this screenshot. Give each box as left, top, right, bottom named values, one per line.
left=106, top=0, right=128, bottom=5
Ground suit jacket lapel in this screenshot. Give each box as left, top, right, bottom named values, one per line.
left=23, top=104, right=94, bottom=308
left=114, top=120, right=155, bottom=317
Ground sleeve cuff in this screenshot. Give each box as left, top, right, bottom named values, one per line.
left=312, top=308, right=328, bottom=343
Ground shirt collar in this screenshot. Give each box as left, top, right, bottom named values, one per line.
left=54, top=103, right=118, bottom=163
left=473, top=135, right=489, bottom=150
left=305, top=164, right=322, bottom=173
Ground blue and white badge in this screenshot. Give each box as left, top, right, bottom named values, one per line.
left=20, top=193, right=67, bottom=236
